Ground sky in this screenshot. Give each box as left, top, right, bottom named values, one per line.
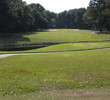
left=23, top=0, right=90, bottom=13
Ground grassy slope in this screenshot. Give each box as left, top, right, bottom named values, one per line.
left=0, top=49, right=110, bottom=97
left=0, top=42, right=110, bottom=53
left=0, top=29, right=110, bottom=44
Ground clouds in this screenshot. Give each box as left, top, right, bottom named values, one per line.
left=23, top=0, right=90, bottom=13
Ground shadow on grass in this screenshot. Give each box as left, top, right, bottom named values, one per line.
left=0, top=30, right=48, bottom=44
left=0, top=29, right=55, bottom=44
left=1, top=34, right=30, bottom=42
left=1, top=46, right=46, bottom=51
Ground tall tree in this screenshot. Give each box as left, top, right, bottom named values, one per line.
left=84, top=0, right=110, bottom=32
left=0, top=0, right=34, bottom=33
left=29, top=3, right=48, bottom=30
left=44, top=10, right=57, bottom=28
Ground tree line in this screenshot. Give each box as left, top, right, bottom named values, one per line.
left=0, top=0, right=110, bottom=33
left=0, top=0, right=49, bottom=33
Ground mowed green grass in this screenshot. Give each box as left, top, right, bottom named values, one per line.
left=0, top=29, right=110, bottom=44
left=0, top=49, right=110, bottom=99
left=0, top=42, right=110, bottom=53
left=17, top=42, right=110, bottom=52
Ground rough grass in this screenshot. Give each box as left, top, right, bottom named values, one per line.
left=0, top=42, right=110, bottom=53
left=0, top=29, right=110, bottom=44
left=1, top=89, right=110, bottom=100
left=0, top=49, right=110, bottom=99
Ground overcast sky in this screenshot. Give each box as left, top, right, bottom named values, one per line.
left=23, top=0, right=90, bottom=13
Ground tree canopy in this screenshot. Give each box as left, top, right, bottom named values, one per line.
left=0, top=0, right=110, bottom=34
left=0, top=0, right=48, bottom=33
left=55, top=8, right=90, bottom=29
left=84, top=0, right=110, bottom=32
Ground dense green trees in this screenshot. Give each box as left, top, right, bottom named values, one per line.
left=0, top=0, right=34, bottom=33
left=84, top=0, right=110, bottom=32
left=56, top=8, right=90, bottom=29
left=0, top=0, right=110, bottom=33
left=29, top=3, right=48, bottom=30
left=0, top=0, right=48, bottom=33
left=44, top=10, right=57, bottom=28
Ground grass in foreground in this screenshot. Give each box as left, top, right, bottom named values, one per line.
left=0, top=29, right=110, bottom=44
left=0, top=42, right=110, bottom=53
left=0, top=49, right=110, bottom=99
left=1, top=89, right=110, bottom=100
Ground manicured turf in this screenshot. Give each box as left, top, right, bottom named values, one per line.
left=0, top=49, right=110, bottom=99
left=1, top=29, right=110, bottom=99
left=0, top=29, right=110, bottom=44
left=22, top=42, right=110, bottom=52
left=0, top=42, right=110, bottom=53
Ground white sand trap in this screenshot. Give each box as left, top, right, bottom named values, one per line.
left=73, top=29, right=80, bottom=31
left=48, top=29, right=58, bottom=31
